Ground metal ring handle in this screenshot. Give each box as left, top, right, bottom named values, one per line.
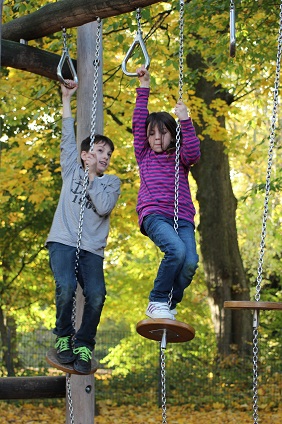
left=57, top=49, right=78, bottom=86
left=121, top=32, right=150, bottom=77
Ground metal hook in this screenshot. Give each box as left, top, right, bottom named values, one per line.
left=230, top=2, right=236, bottom=58
left=57, top=28, right=78, bottom=86
left=253, top=309, right=259, bottom=329
left=122, top=9, right=150, bottom=77
left=160, top=329, right=167, bottom=350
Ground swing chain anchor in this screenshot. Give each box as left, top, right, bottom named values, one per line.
left=57, top=27, right=78, bottom=87
left=66, top=374, right=74, bottom=424
left=160, top=329, right=167, bottom=350
left=230, top=1, right=236, bottom=57
left=121, top=8, right=150, bottom=77
left=160, top=344, right=167, bottom=424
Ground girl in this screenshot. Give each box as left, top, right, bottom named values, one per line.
left=133, top=66, right=200, bottom=320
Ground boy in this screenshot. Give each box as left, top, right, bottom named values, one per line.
left=46, top=80, right=121, bottom=374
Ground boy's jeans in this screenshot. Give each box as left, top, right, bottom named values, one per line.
left=47, top=242, right=106, bottom=351
left=142, top=214, right=199, bottom=309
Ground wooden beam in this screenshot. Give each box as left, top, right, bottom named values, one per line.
left=2, top=0, right=162, bottom=42
left=0, top=376, right=66, bottom=399
left=1, top=39, right=76, bottom=81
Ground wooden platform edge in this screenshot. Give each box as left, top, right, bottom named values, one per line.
left=46, top=348, right=98, bottom=375
left=224, top=301, right=282, bottom=310
left=136, top=318, right=195, bottom=343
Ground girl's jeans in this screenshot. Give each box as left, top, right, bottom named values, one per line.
left=47, top=242, right=106, bottom=351
left=142, top=214, right=199, bottom=309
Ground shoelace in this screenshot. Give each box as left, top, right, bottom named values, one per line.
left=55, top=336, right=71, bottom=352
left=73, top=346, right=92, bottom=362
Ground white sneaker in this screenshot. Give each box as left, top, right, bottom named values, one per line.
left=170, top=308, right=177, bottom=316
left=146, top=302, right=175, bottom=320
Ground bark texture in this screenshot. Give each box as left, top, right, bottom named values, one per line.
left=2, top=0, right=161, bottom=41
left=189, top=53, right=252, bottom=355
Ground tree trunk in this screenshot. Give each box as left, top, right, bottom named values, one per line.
left=0, top=307, right=16, bottom=375
left=188, top=53, right=253, bottom=356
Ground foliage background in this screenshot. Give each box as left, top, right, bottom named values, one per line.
left=1, top=0, right=281, bottom=407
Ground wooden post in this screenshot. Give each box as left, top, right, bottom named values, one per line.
left=65, top=20, right=103, bottom=424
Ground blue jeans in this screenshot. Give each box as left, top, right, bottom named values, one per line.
left=142, top=214, right=199, bottom=309
left=47, top=242, right=106, bottom=351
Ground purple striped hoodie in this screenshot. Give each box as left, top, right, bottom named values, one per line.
left=132, top=87, right=201, bottom=235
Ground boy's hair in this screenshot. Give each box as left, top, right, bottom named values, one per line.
left=146, top=112, right=182, bottom=152
left=80, top=134, right=115, bottom=166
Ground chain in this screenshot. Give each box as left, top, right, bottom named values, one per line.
left=252, top=310, right=259, bottom=424
left=160, top=347, right=167, bottom=424
left=66, top=374, right=74, bottom=424
left=173, top=0, right=184, bottom=235
left=252, top=4, right=282, bottom=424
left=168, top=0, right=185, bottom=312
left=90, top=18, right=102, bottom=150
left=73, top=18, right=102, bottom=319
left=136, top=8, right=142, bottom=34
left=62, top=27, right=68, bottom=51
left=255, top=1, right=282, bottom=302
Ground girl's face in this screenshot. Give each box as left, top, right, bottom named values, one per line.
left=147, top=124, right=172, bottom=153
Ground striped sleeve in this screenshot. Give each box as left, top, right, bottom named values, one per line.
left=179, top=119, right=201, bottom=166
left=132, top=88, right=150, bottom=164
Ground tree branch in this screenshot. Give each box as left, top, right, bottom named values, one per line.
left=2, top=0, right=162, bottom=42
left=1, top=39, right=76, bottom=81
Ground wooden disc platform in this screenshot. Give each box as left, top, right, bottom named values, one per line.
left=224, top=301, right=282, bottom=310
left=136, top=319, right=195, bottom=343
left=46, top=348, right=98, bottom=375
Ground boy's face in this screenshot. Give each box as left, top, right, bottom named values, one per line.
left=81, top=141, right=112, bottom=175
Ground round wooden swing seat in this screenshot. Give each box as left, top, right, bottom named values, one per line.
left=136, top=319, right=195, bottom=343
left=224, top=301, right=282, bottom=310
left=46, top=348, right=98, bottom=375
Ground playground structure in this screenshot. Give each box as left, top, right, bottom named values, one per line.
left=1, top=1, right=282, bottom=423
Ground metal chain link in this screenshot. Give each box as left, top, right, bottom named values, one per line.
left=252, top=311, right=259, bottom=424
left=136, top=8, right=142, bottom=34
left=73, top=18, right=102, bottom=327
left=160, top=347, right=167, bottom=424
left=252, top=4, right=282, bottom=424
left=168, top=0, right=185, bottom=311
left=254, top=2, right=282, bottom=302
left=66, top=374, right=74, bottom=424
left=62, top=27, right=68, bottom=50
left=90, top=18, right=102, bottom=150
left=161, top=6, right=185, bottom=424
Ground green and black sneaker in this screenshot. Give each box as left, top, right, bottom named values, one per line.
left=55, top=335, right=76, bottom=364
left=73, top=346, right=92, bottom=374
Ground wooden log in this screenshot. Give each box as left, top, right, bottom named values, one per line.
left=2, top=0, right=162, bottom=42
left=1, top=39, right=76, bottom=81
left=0, top=376, right=66, bottom=399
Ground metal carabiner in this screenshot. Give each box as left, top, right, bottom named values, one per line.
left=229, top=2, right=236, bottom=58
left=57, top=28, right=78, bottom=86
left=121, top=9, right=150, bottom=77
